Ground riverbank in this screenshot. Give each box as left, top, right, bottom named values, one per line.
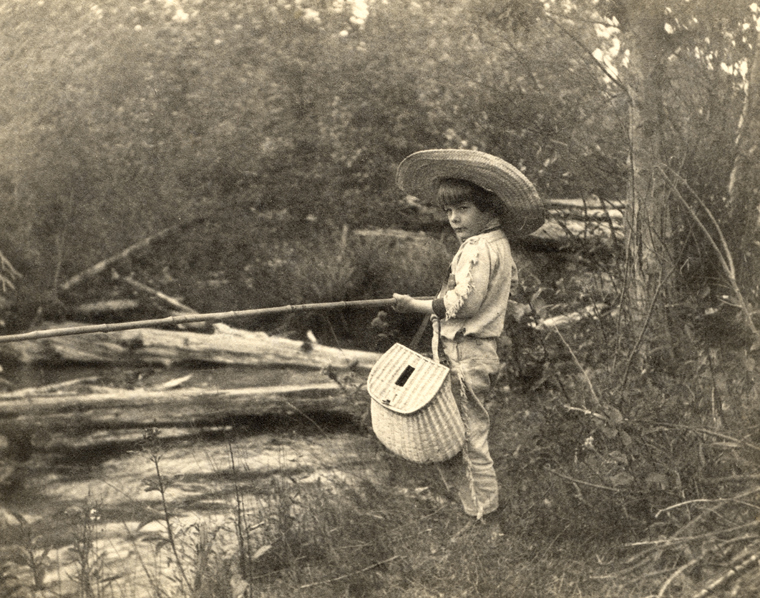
left=0, top=363, right=635, bottom=598
left=3, top=354, right=759, bottom=597
left=0, top=360, right=652, bottom=598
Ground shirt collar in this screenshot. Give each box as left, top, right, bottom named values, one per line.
left=462, top=219, right=504, bottom=244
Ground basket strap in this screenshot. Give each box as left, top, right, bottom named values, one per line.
left=432, top=317, right=442, bottom=364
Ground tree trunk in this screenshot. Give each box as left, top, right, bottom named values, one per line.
left=727, top=27, right=760, bottom=311
left=620, top=0, right=676, bottom=365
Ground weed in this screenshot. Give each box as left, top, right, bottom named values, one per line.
left=65, top=500, right=123, bottom=598
left=0, top=512, right=52, bottom=596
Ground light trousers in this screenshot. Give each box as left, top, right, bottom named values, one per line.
left=440, top=336, right=500, bottom=518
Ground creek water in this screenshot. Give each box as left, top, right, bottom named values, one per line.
left=0, top=363, right=389, bottom=597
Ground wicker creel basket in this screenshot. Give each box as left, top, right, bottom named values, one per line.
left=367, top=343, right=464, bottom=463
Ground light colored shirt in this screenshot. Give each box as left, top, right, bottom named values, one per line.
left=433, top=227, right=516, bottom=340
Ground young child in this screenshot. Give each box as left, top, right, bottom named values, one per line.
left=392, top=149, right=544, bottom=518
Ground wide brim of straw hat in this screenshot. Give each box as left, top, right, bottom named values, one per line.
left=397, top=149, right=546, bottom=237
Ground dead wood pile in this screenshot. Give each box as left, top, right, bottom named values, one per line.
left=0, top=369, right=368, bottom=463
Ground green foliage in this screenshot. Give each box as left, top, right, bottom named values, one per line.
left=0, top=0, right=632, bottom=299
left=0, top=512, right=51, bottom=598
left=0, top=0, right=756, bottom=328
left=426, top=1, right=629, bottom=202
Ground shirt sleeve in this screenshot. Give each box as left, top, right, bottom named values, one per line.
left=442, top=239, right=491, bottom=320
left=432, top=297, right=447, bottom=319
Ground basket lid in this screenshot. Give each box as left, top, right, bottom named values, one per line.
left=367, top=343, right=449, bottom=414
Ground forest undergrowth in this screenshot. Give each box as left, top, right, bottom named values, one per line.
left=2, top=219, right=760, bottom=597
left=2, top=315, right=758, bottom=597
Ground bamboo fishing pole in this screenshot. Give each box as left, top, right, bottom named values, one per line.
left=0, top=297, right=423, bottom=344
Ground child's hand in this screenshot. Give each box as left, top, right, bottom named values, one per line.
left=393, top=293, right=414, bottom=313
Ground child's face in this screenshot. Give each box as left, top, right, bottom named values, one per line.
left=445, top=201, right=494, bottom=242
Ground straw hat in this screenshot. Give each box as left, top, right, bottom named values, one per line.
left=397, top=149, right=545, bottom=236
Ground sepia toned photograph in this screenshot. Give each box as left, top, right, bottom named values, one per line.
left=1, top=1, right=760, bottom=596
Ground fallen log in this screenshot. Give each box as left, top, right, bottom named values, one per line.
left=0, top=328, right=130, bottom=363
left=0, top=381, right=344, bottom=416
left=532, top=303, right=612, bottom=330
left=353, top=229, right=431, bottom=242
left=0, top=381, right=361, bottom=436
left=0, top=325, right=382, bottom=370
left=0, top=377, right=102, bottom=399
left=58, top=217, right=205, bottom=293
left=111, top=270, right=219, bottom=331
left=548, top=198, right=624, bottom=210
left=69, top=299, right=142, bottom=317
left=548, top=208, right=623, bottom=222
left=531, top=219, right=624, bottom=242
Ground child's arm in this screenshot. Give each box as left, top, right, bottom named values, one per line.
left=440, top=242, right=491, bottom=319
left=393, top=293, right=434, bottom=314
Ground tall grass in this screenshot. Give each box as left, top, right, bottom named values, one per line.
left=0, top=410, right=640, bottom=598
left=5, top=387, right=759, bottom=598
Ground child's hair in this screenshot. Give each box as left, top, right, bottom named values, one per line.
left=436, top=178, right=501, bottom=215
